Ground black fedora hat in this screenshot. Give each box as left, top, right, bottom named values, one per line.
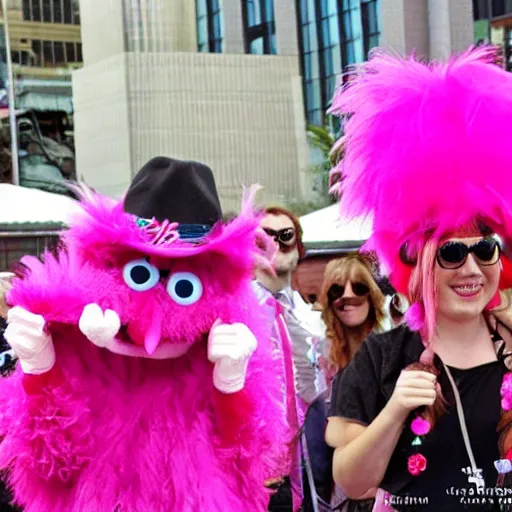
left=124, top=157, right=222, bottom=240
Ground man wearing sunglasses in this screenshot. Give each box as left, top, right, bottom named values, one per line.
left=253, top=206, right=328, bottom=512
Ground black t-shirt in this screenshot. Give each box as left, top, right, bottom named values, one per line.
left=330, top=325, right=510, bottom=512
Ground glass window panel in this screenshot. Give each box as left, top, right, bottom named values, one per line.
left=345, top=43, right=355, bottom=65
left=353, top=38, right=364, bottom=62
left=63, top=0, right=73, bottom=23
left=327, top=0, right=337, bottom=16
left=265, top=0, right=274, bottom=22
left=42, top=41, right=54, bottom=66
left=32, top=0, right=42, bottom=21
left=53, top=0, right=63, bottom=23
left=43, top=1, right=52, bottom=22
left=310, top=50, right=320, bottom=79
left=324, top=75, right=336, bottom=102
left=271, top=32, right=276, bottom=54
left=213, top=13, right=221, bottom=38
left=32, top=40, right=42, bottom=65
left=329, top=15, right=340, bottom=45
left=368, top=3, right=378, bottom=32
left=76, top=42, right=82, bottom=62
left=351, top=8, right=362, bottom=39
left=308, top=22, right=318, bottom=51
left=253, top=0, right=262, bottom=25
left=196, top=0, right=207, bottom=17
left=306, top=0, right=316, bottom=21
left=343, top=12, right=352, bottom=40
left=302, top=25, right=310, bottom=52
left=54, top=41, right=65, bottom=65
left=300, top=0, right=309, bottom=23
left=332, top=44, right=342, bottom=74
left=250, top=36, right=264, bottom=54
left=321, top=18, right=330, bottom=48
left=304, top=52, right=312, bottom=79
left=23, top=1, right=31, bottom=20
left=323, top=47, right=333, bottom=75
left=73, top=0, right=80, bottom=23
left=197, top=17, right=208, bottom=42
left=213, top=39, right=222, bottom=52
left=65, top=41, right=75, bottom=62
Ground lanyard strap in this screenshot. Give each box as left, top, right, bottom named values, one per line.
left=441, top=362, right=481, bottom=482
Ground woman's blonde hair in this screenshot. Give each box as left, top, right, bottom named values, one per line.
left=319, top=254, right=385, bottom=370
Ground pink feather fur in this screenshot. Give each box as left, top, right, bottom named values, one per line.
left=0, top=187, right=290, bottom=512
left=329, top=46, right=512, bottom=295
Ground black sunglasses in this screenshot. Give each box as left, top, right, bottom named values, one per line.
left=263, top=227, right=297, bottom=253
left=328, top=282, right=370, bottom=303
left=437, top=237, right=500, bottom=270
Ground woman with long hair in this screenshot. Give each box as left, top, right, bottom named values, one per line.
left=320, top=254, right=386, bottom=375
left=325, top=47, right=512, bottom=512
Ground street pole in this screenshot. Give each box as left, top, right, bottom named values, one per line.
left=487, top=0, right=493, bottom=43
left=1, top=0, right=19, bottom=186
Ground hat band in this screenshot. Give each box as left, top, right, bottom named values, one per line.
left=177, top=224, right=212, bottom=241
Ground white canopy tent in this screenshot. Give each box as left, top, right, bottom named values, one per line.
left=299, top=204, right=371, bottom=247
left=0, top=183, right=79, bottom=228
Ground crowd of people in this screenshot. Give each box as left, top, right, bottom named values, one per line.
left=0, top=45, right=511, bottom=512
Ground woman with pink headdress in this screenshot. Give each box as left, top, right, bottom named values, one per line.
left=325, top=47, right=512, bottom=511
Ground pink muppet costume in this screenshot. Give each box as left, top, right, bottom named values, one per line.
left=0, top=157, right=289, bottom=512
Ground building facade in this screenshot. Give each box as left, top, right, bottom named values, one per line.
left=0, top=0, right=82, bottom=113
left=72, top=0, right=476, bottom=208
left=73, top=0, right=311, bottom=210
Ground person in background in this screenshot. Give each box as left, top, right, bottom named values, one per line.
left=318, top=255, right=388, bottom=511
left=253, top=205, right=327, bottom=511
left=255, top=206, right=326, bottom=405
left=320, top=254, right=388, bottom=381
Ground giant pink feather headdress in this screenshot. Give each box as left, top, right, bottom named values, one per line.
left=329, top=46, right=512, bottom=294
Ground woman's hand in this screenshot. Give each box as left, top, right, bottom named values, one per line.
left=385, top=370, right=437, bottom=421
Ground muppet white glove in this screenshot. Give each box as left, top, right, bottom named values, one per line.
left=207, top=321, right=258, bottom=394
left=78, top=303, right=121, bottom=348
left=5, top=306, right=55, bottom=375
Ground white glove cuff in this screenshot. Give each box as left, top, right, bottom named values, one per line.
left=213, top=359, right=249, bottom=394
left=18, top=331, right=55, bottom=375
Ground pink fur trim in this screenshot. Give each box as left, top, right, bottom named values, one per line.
left=329, top=47, right=512, bottom=288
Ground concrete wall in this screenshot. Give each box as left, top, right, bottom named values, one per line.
left=381, top=0, right=473, bottom=59
left=74, top=52, right=309, bottom=211
left=78, top=0, right=126, bottom=66
left=274, top=0, right=301, bottom=56
left=72, top=54, right=132, bottom=198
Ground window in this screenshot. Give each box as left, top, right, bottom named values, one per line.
left=296, top=0, right=380, bottom=124
left=54, top=41, right=65, bottom=66
left=42, top=40, right=54, bottom=66
left=53, top=0, right=63, bottom=23
left=361, top=0, right=379, bottom=57
left=196, top=0, right=223, bottom=53
left=65, top=41, right=76, bottom=62
left=22, top=0, right=80, bottom=24
left=242, top=0, right=276, bottom=54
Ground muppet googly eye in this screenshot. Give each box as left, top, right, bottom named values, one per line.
left=123, top=259, right=160, bottom=292
left=167, top=272, right=203, bottom=306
